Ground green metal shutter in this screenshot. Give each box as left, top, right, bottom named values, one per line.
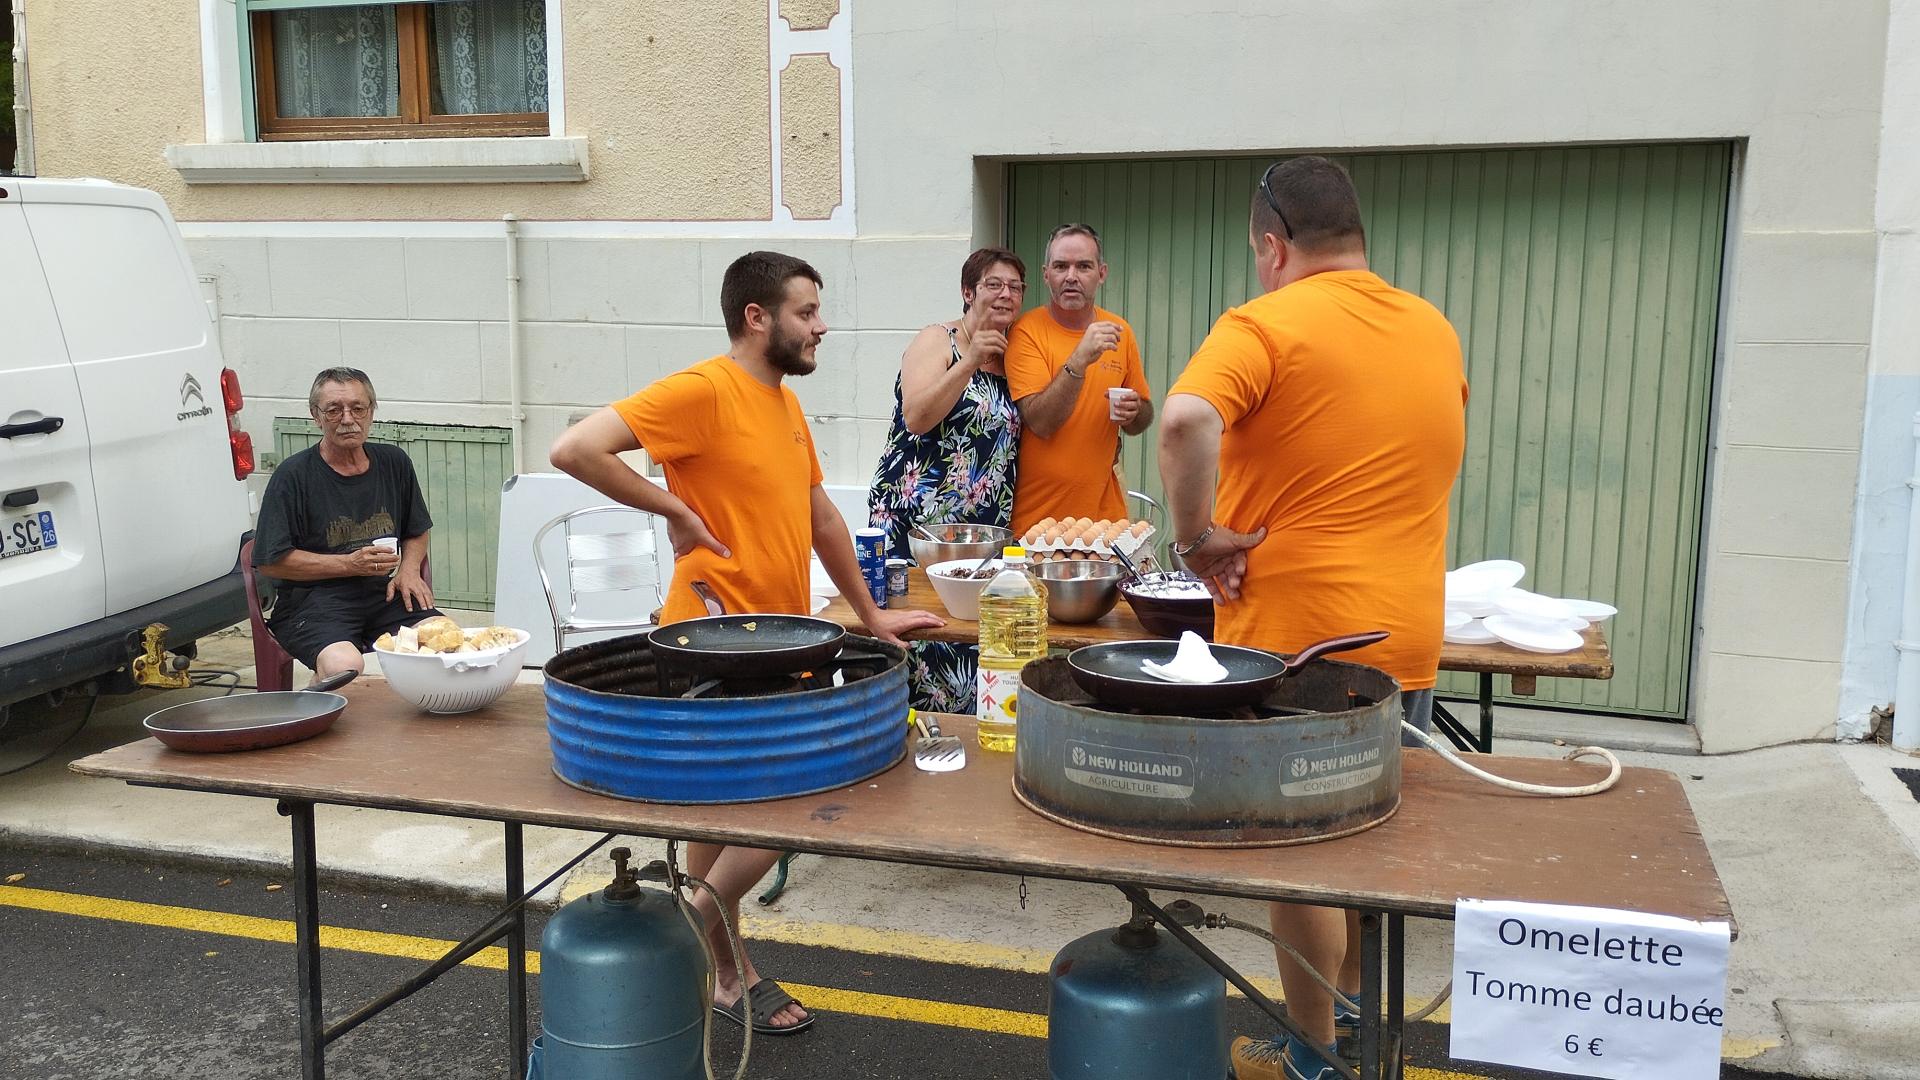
left=270, top=419, right=512, bottom=608
left=1007, top=144, right=1730, bottom=718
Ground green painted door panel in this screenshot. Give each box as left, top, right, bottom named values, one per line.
left=270, top=420, right=512, bottom=608
left=1007, top=144, right=1729, bottom=718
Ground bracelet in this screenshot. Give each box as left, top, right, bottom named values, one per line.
left=1063, top=363, right=1085, bottom=379
left=1172, top=525, right=1215, bottom=557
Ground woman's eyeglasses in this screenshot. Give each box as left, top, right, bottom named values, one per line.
left=975, top=278, right=1027, bottom=296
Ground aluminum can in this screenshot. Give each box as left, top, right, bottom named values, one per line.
left=886, top=558, right=910, bottom=597
left=854, top=528, right=888, bottom=605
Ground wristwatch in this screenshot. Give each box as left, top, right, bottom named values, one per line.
left=1172, top=525, right=1215, bottom=557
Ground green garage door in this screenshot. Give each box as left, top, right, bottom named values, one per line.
left=1007, top=145, right=1730, bottom=717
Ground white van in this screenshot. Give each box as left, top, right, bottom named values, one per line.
left=0, top=177, right=255, bottom=721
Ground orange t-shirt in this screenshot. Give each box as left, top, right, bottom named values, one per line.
left=1004, top=305, right=1153, bottom=533
left=611, top=356, right=824, bottom=625
left=1168, top=271, right=1467, bottom=690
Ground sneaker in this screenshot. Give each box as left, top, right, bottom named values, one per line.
left=1333, top=1000, right=1362, bottom=1067
left=1230, top=1035, right=1337, bottom=1080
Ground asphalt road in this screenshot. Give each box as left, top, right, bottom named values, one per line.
left=0, top=842, right=1791, bottom=1080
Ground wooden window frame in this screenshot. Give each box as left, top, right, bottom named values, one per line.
left=250, top=3, right=546, bottom=142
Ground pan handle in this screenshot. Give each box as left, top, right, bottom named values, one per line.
left=690, top=580, right=726, bottom=617
left=307, top=669, right=359, bottom=693
left=1286, top=630, right=1390, bottom=670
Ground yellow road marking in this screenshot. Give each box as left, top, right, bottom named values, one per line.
left=0, top=883, right=1779, bottom=1062
left=0, top=883, right=530, bottom=972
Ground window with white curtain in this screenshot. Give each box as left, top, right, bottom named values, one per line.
left=249, top=0, right=548, bottom=140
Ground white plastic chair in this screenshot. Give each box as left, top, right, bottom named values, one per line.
left=534, top=506, right=666, bottom=654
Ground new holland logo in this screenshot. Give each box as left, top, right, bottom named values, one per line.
left=176, top=373, right=213, bottom=422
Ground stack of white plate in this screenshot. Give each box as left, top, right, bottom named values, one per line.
left=1444, top=560, right=1616, bottom=653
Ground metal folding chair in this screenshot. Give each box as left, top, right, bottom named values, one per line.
left=533, top=506, right=666, bottom=655
left=1126, top=489, right=1185, bottom=573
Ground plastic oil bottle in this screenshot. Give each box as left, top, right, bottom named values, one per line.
left=976, top=546, right=1048, bottom=752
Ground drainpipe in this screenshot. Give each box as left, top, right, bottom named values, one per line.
left=11, top=0, right=34, bottom=175
left=1896, top=413, right=1920, bottom=752
left=503, top=213, right=526, bottom=474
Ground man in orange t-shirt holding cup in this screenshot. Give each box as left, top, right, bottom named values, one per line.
left=1004, top=224, right=1155, bottom=533
left=551, top=251, right=942, bottom=1038
left=1160, top=158, right=1467, bottom=1080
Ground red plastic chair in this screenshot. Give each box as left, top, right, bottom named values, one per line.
left=241, top=536, right=430, bottom=692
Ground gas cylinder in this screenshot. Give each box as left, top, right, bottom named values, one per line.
left=528, top=848, right=710, bottom=1080
left=1047, top=912, right=1228, bottom=1079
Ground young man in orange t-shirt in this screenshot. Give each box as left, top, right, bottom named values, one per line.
left=1160, top=159, right=1467, bottom=1080
left=1003, top=224, right=1155, bottom=533
left=551, top=251, right=941, bottom=1038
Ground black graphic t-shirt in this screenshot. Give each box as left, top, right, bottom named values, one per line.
left=253, top=443, right=433, bottom=599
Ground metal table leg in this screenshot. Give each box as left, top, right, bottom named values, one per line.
left=505, top=822, right=529, bottom=1079
left=1477, top=674, right=1494, bottom=753
left=1429, top=700, right=1479, bottom=752
left=1388, top=914, right=1405, bottom=1080
left=1359, top=912, right=1382, bottom=1080
left=280, top=799, right=325, bottom=1080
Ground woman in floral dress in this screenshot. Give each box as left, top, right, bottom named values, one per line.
left=867, top=247, right=1027, bottom=713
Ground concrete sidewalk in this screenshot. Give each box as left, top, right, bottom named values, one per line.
left=2, top=626, right=1917, bottom=1079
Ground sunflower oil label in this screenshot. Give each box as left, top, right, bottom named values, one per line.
left=1279, top=736, right=1386, bottom=796
left=1064, top=741, right=1195, bottom=799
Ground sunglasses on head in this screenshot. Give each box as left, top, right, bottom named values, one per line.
left=1258, top=162, right=1296, bottom=242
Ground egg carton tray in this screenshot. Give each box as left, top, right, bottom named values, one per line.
left=1021, top=526, right=1155, bottom=559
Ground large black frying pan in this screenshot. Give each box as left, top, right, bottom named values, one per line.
left=1067, top=631, right=1388, bottom=713
left=143, top=669, right=357, bottom=752
left=645, top=580, right=848, bottom=678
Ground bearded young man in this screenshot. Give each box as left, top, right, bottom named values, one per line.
left=550, top=249, right=941, bottom=1037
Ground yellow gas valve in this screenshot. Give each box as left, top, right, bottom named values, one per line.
left=131, top=623, right=192, bottom=690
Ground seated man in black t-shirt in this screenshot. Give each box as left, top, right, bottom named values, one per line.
left=253, top=367, right=443, bottom=685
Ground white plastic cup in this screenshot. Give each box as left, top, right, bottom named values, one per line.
left=371, top=536, right=399, bottom=554
left=1106, top=387, right=1138, bottom=421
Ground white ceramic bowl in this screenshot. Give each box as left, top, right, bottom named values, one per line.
left=926, top=558, right=1002, bottom=621
left=374, top=628, right=531, bottom=714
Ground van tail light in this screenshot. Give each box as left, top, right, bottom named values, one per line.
left=222, top=367, right=255, bottom=481
left=230, top=430, right=255, bottom=481
left=220, top=368, right=245, bottom=414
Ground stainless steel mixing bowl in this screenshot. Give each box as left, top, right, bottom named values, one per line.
left=1036, top=560, right=1124, bottom=624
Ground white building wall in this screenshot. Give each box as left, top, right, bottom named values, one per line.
left=184, top=0, right=1895, bottom=752
left=1839, top=0, right=1920, bottom=740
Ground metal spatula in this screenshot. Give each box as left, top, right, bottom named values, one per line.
left=911, top=710, right=966, bottom=772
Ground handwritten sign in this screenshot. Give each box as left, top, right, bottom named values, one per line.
left=1451, top=899, right=1730, bottom=1079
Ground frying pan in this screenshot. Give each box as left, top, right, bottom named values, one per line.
left=143, top=669, right=357, bottom=753
left=1067, top=631, right=1388, bottom=713
left=645, top=580, right=848, bottom=678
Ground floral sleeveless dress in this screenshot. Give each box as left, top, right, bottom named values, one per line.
left=867, top=327, right=1021, bottom=713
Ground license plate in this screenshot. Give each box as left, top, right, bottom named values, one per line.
left=1, top=510, right=58, bottom=559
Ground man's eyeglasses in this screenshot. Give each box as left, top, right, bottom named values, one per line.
left=975, top=278, right=1027, bottom=296
left=319, top=404, right=371, bottom=421
left=1258, top=162, right=1296, bottom=242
